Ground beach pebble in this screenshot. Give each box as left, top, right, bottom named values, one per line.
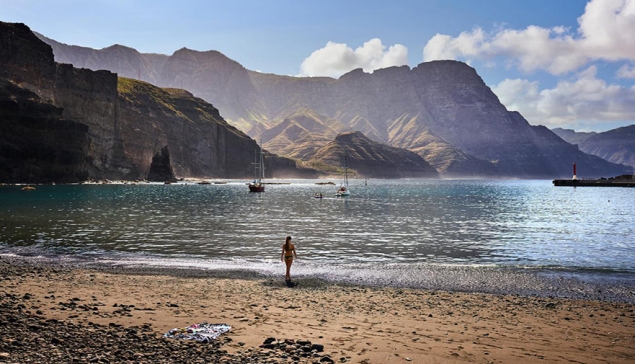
left=311, top=343, right=324, bottom=352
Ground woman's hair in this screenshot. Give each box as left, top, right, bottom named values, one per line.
left=285, top=236, right=292, bottom=251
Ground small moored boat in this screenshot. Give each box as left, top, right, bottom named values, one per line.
left=249, top=141, right=265, bottom=193
left=335, top=149, right=351, bottom=197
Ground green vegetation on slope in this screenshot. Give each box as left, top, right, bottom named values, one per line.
left=117, top=77, right=185, bottom=118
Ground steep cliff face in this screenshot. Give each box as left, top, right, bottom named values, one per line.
left=2, top=22, right=311, bottom=182
left=0, top=79, right=90, bottom=183
left=1, top=22, right=138, bottom=181
left=117, top=78, right=266, bottom=178
left=53, top=65, right=139, bottom=180
left=1, top=24, right=56, bottom=95
left=310, top=131, right=438, bottom=179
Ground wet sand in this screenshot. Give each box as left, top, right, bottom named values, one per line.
left=2, top=259, right=634, bottom=363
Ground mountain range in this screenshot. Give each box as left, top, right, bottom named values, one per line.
left=553, top=126, right=635, bottom=170
left=35, top=32, right=633, bottom=179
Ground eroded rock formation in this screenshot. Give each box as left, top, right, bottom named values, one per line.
left=146, top=146, right=176, bottom=182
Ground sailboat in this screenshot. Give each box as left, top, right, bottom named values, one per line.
left=335, top=149, right=350, bottom=197
left=248, top=141, right=265, bottom=192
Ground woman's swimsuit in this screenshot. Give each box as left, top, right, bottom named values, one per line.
left=284, top=245, right=294, bottom=260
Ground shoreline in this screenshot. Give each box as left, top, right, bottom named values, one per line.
left=2, top=258, right=634, bottom=363
left=4, top=252, right=635, bottom=304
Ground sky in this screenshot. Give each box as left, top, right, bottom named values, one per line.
left=2, top=0, right=635, bottom=132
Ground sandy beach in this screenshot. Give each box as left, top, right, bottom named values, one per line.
left=1, top=259, right=634, bottom=363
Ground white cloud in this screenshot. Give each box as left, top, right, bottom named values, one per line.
left=300, top=38, right=408, bottom=78
left=422, top=28, right=487, bottom=62
left=492, top=66, right=635, bottom=128
left=617, top=64, right=635, bottom=78
left=423, top=0, right=635, bottom=75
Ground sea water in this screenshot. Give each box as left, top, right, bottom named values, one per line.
left=1, top=179, right=634, bottom=301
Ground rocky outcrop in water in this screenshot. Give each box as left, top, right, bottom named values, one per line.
left=1, top=22, right=313, bottom=183
left=146, top=146, right=176, bottom=182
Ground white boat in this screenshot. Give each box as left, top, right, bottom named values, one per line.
left=248, top=141, right=265, bottom=192
left=336, top=149, right=350, bottom=197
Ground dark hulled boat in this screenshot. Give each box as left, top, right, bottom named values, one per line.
left=248, top=141, right=265, bottom=192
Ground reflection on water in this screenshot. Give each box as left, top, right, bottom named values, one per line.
left=1, top=180, right=634, bottom=273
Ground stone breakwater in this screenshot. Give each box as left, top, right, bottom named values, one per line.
left=0, top=262, right=334, bottom=364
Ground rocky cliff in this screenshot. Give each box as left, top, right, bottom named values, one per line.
left=1, top=22, right=311, bottom=183
left=0, top=79, right=90, bottom=183
left=36, top=30, right=632, bottom=178
left=1, top=22, right=136, bottom=182
left=117, top=78, right=255, bottom=178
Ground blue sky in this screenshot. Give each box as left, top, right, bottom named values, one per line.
left=2, top=0, right=635, bottom=132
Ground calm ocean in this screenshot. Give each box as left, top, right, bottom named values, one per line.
left=1, top=180, right=634, bottom=301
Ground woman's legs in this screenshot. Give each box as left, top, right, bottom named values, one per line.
left=285, top=258, right=292, bottom=281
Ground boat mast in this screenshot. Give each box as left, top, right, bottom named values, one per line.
left=344, top=148, right=348, bottom=187
left=259, top=139, right=265, bottom=182
left=252, top=149, right=258, bottom=183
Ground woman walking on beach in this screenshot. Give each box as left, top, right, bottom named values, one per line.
left=281, top=236, right=297, bottom=282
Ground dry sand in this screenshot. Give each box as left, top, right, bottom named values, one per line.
left=3, top=261, right=634, bottom=363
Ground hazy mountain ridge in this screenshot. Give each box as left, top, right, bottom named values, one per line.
left=554, top=125, right=635, bottom=169
left=309, top=131, right=439, bottom=179
left=35, top=31, right=632, bottom=178
left=552, top=128, right=597, bottom=146
left=255, top=108, right=352, bottom=158
left=36, top=33, right=168, bottom=85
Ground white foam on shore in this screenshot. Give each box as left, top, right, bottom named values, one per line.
left=3, top=249, right=634, bottom=303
